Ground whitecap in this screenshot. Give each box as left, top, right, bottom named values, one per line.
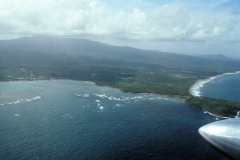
left=32, top=96, right=41, bottom=100
left=4, top=95, right=42, bottom=106
left=83, top=94, right=89, bottom=97
left=13, top=100, right=21, bottom=104
left=96, top=103, right=104, bottom=110
left=15, top=114, right=20, bottom=116
left=75, top=93, right=81, bottom=96
left=93, top=94, right=107, bottom=98
left=95, top=100, right=100, bottom=103
left=76, top=93, right=90, bottom=98
left=123, top=97, right=130, bottom=101
left=131, top=96, right=143, bottom=100
left=148, top=98, right=155, bottom=100
left=113, top=97, right=121, bottom=101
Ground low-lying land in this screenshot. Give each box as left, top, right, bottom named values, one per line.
left=1, top=35, right=240, bottom=117
left=185, top=96, right=240, bottom=118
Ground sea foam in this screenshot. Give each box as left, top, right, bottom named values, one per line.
left=190, top=71, right=240, bottom=97
left=2, top=96, right=42, bottom=106
left=190, top=77, right=216, bottom=97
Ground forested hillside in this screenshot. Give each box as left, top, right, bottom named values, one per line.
left=1, top=35, right=240, bottom=96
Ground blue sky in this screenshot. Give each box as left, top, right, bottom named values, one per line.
left=0, top=0, right=240, bottom=58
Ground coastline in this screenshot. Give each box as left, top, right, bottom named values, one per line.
left=189, top=71, right=240, bottom=119
left=2, top=79, right=189, bottom=101
left=2, top=71, right=240, bottom=119
left=202, top=108, right=230, bottom=119
left=189, top=71, right=240, bottom=97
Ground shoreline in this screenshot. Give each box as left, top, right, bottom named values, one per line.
left=0, top=78, right=187, bottom=99
left=2, top=72, right=240, bottom=119
left=202, top=108, right=230, bottom=119
left=189, top=71, right=240, bottom=119
left=189, top=71, right=240, bottom=97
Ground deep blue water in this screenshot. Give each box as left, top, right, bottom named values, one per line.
left=201, top=72, right=240, bottom=102
left=0, top=80, right=228, bottom=159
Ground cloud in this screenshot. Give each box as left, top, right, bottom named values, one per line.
left=0, top=0, right=239, bottom=44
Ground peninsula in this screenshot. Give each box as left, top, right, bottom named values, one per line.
left=185, top=96, right=240, bottom=118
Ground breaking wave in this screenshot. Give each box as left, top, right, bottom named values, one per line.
left=190, top=77, right=216, bottom=97
left=0, top=95, right=42, bottom=106
left=75, top=93, right=89, bottom=97
left=190, top=71, right=240, bottom=97
left=75, top=93, right=179, bottom=104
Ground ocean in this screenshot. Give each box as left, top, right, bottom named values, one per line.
left=190, top=71, right=240, bottom=102
left=0, top=78, right=233, bottom=160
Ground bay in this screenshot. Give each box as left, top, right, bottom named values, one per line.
left=200, top=72, right=240, bottom=102
left=0, top=80, right=226, bottom=159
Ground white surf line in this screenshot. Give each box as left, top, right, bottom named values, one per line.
left=202, top=108, right=230, bottom=119
left=189, top=71, right=240, bottom=97
left=190, top=71, right=240, bottom=119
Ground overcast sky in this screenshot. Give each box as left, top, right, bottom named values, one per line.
left=1, top=0, right=240, bottom=58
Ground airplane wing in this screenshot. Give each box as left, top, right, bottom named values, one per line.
left=199, top=118, right=240, bottom=160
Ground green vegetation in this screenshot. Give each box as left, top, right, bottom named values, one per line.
left=185, top=96, right=240, bottom=118
left=1, top=35, right=240, bottom=117
left=1, top=48, right=235, bottom=97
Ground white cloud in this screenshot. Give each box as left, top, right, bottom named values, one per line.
left=0, top=0, right=239, bottom=46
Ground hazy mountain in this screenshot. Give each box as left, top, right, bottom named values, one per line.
left=200, top=54, right=229, bottom=60
left=0, top=35, right=233, bottom=66
left=1, top=35, right=240, bottom=70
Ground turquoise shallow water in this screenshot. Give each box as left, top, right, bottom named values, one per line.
left=0, top=80, right=226, bottom=159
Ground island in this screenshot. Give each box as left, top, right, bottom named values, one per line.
left=1, top=35, right=240, bottom=117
